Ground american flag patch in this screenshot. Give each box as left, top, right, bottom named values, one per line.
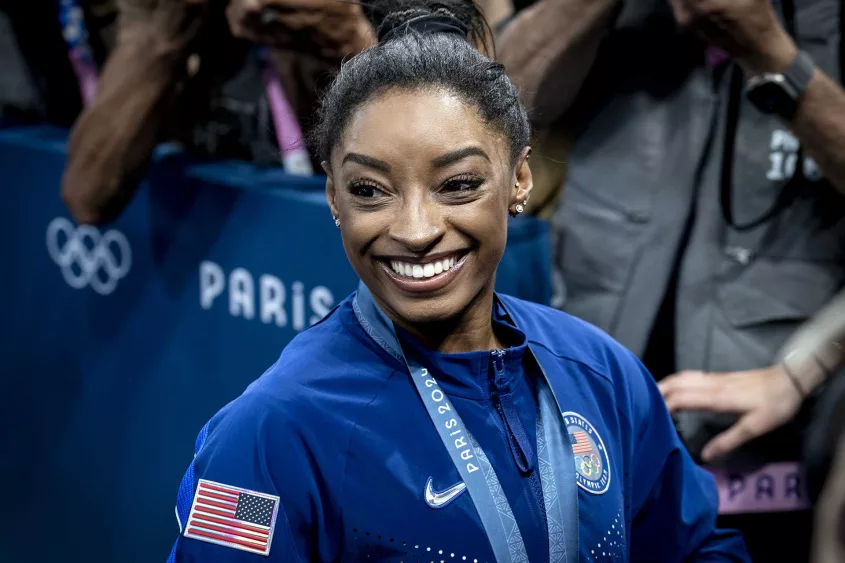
left=184, top=479, right=280, bottom=556
left=570, top=431, right=594, bottom=455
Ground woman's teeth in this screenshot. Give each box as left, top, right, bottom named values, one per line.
left=389, top=256, right=457, bottom=279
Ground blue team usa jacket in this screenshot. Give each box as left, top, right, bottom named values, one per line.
left=168, top=292, right=749, bottom=562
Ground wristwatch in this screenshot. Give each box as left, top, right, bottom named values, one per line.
left=745, top=50, right=816, bottom=120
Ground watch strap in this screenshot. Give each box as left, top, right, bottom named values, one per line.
left=783, top=50, right=816, bottom=96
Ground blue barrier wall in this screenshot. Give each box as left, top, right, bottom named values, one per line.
left=0, top=126, right=550, bottom=562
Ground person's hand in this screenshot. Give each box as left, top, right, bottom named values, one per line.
left=226, top=0, right=375, bottom=62
left=115, top=0, right=208, bottom=56
left=658, top=365, right=803, bottom=462
left=667, top=0, right=798, bottom=74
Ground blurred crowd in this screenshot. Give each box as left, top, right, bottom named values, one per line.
left=2, top=0, right=845, bottom=561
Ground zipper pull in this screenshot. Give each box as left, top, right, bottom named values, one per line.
left=491, top=349, right=508, bottom=390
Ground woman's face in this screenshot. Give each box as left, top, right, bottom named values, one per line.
left=325, top=88, right=532, bottom=327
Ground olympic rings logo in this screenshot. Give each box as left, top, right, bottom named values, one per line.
left=578, top=453, right=602, bottom=478
left=46, top=217, right=132, bottom=295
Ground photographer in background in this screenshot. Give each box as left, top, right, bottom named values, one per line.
left=498, top=0, right=845, bottom=560
left=59, top=0, right=513, bottom=226
left=60, top=0, right=374, bottom=225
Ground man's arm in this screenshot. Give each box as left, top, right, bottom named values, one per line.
left=787, top=66, right=845, bottom=194
left=779, top=290, right=845, bottom=389
left=670, top=0, right=845, bottom=195
left=496, top=0, right=620, bottom=126
left=61, top=0, right=205, bottom=225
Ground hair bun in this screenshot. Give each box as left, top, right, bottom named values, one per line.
left=377, top=11, right=470, bottom=43
left=365, top=0, right=480, bottom=45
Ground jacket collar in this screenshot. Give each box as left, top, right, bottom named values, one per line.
left=351, top=282, right=528, bottom=400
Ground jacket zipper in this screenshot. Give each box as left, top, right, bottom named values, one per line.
left=490, top=349, right=535, bottom=475
left=490, top=349, right=549, bottom=552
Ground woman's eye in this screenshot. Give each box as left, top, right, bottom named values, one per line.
left=349, top=183, right=384, bottom=199
left=442, top=177, right=484, bottom=193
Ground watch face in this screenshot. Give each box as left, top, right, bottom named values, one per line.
left=747, top=80, right=795, bottom=116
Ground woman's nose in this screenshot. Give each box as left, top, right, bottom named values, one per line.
left=388, top=195, right=445, bottom=253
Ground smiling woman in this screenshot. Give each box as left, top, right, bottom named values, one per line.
left=166, top=1, right=751, bottom=562
left=313, top=0, right=531, bottom=349
left=324, top=87, right=531, bottom=349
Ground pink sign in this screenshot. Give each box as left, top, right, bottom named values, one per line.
left=707, top=461, right=810, bottom=514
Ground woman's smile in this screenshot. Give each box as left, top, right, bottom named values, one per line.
left=377, top=250, right=471, bottom=294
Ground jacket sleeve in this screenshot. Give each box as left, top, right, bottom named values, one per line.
left=621, top=352, right=751, bottom=562
left=166, top=393, right=316, bottom=563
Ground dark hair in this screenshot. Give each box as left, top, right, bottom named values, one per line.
left=311, top=0, right=531, bottom=165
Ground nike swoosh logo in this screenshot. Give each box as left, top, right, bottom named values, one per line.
left=424, top=477, right=467, bottom=509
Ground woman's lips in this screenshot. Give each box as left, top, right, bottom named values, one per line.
left=378, top=252, right=469, bottom=294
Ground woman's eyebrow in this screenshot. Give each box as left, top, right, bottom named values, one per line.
left=342, top=152, right=391, bottom=172
left=431, top=146, right=490, bottom=168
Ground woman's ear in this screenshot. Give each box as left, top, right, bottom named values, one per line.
left=323, top=161, right=340, bottom=223
left=508, top=147, right=534, bottom=215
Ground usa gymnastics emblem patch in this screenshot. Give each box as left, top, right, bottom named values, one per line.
left=562, top=412, right=611, bottom=494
